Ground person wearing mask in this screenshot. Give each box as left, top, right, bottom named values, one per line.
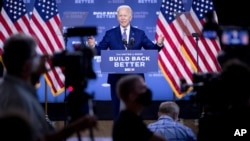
left=148, top=101, right=197, bottom=141
left=0, top=33, right=98, bottom=141
left=88, top=5, right=164, bottom=119
left=112, top=74, right=166, bottom=141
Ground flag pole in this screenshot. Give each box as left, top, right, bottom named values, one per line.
left=44, top=78, right=54, bottom=128
left=173, top=92, right=176, bottom=102
left=45, top=79, right=48, bottom=115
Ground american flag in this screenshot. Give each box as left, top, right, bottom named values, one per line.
left=157, top=0, right=221, bottom=98
left=181, top=0, right=221, bottom=73
left=0, top=0, right=30, bottom=55
left=157, top=0, right=194, bottom=98
left=29, top=0, right=65, bottom=95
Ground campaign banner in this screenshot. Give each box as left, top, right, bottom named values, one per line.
left=100, top=50, right=158, bottom=73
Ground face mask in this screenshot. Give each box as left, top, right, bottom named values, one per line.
left=31, top=56, right=40, bottom=73
left=135, top=88, right=152, bottom=106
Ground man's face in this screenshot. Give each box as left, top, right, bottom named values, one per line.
left=117, top=7, right=132, bottom=28
left=86, top=36, right=95, bottom=46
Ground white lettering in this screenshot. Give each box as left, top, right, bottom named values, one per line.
left=113, top=62, right=145, bottom=67
left=138, top=0, right=157, bottom=4
left=75, top=0, right=94, bottom=4
left=131, top=56, right=150, bottom=61
left=109, top=57, right=130, bottom=61
left=114, top=62, right=119, bottom=67
left=234, top=129, right=247, bottom=136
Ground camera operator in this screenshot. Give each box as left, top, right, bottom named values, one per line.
left=197, top=22, right=250, bottom=140
left=197, top=59, right=250, bottom=141
left=191, top=8, right=250, bottom=140
left=0, top=33, right=98, bottom=141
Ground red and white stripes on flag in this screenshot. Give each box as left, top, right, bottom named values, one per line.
left=29, top=0, right=65, bottom=95
left=0, top=0, right=30, bottom=55
left=157, top=0, right=194, bottom=98
left=181, top=0, right=221, bottom=73
left=157, top=0, right=221, bottom=98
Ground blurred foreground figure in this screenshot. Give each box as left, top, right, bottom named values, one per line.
left=197, top=59, right=250, bottom=141
left=0, top=33, right=97, bottom=141
left=0, top=111, right=33, bottom=141
left=112, top=74, right=166, bottom=141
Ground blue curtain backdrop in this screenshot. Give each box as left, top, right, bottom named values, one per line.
left=23, top=0, right=193, bottom=102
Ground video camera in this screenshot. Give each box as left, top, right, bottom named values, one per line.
left=52, top=26, right=97, bottom=89
left=51, top=26, right=97, bottom=121
left=203, top=26, right=250, bottom=49
left=181, top=12, right=250, bottom=113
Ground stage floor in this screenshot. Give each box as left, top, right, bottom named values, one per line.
left=44, top=100, right=201, bottom=121
left=54, top=119, right=199, bottom=140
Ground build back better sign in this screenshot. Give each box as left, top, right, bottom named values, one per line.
left=100, top=50, right=158, bottom=73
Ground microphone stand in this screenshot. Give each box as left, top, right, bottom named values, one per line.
left=73, top=37, right=95, bottom=141
left=88, top=93, right=95, bottom=141
left=63, top=30, right=69, bottom=128
left=80, top=37, right=95, bottom=141
left=192, top=33, right=200, bottom=73
left=192, top=33, right=206, bottom=119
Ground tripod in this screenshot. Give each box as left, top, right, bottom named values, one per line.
left=60, top=26, right=97, bottom=141
left=66, top=86, right=95, bottom=141
left=61, top=27, right=95, bottom=141
left=192, top=32, right=206, bottom=118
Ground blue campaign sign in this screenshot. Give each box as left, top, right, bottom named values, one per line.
left=36, top=54, right=181, bottom=102
left=100, top=50, right=158, bottom=73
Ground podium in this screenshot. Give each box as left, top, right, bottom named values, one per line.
left=100, top=50, right=158, bottom=73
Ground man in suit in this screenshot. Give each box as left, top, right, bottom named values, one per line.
left=89, top=5, right=164, bottom=120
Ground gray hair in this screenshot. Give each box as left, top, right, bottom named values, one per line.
left=158, top=101, right=180, bottom=114
left=117, top=5, right=133, bottom=16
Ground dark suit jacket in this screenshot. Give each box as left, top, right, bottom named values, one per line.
left=95, top=25, right=162, bottom=84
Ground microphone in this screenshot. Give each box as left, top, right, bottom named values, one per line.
left=192, top=33, right=200, bottom=37
left=122, top=38, right=128, bottom=47
left=130, top=37, right=135, bottom=45
left=128, top=37, right=135, bottom=50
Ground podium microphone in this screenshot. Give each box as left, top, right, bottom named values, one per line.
left=130, top=37, right=135, bottom=45
left=122, top=38, right=128, bottom=47
left=192, top=33, right=200, bottom=38
left=127, top=37, right=135, bottom=50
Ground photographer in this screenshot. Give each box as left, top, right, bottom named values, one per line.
left=0, top=33, right=97, bottom=141
left=192, top=7, right=250, bottom=139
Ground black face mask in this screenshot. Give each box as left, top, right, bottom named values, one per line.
left=135, top=88, right=152, bottom=106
